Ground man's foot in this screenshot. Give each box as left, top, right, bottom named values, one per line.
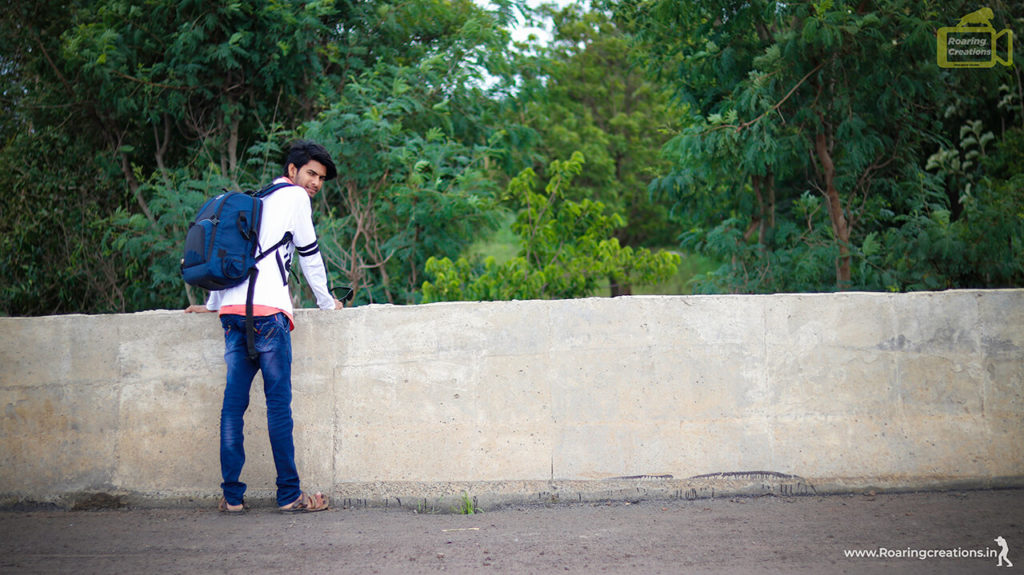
left=218, top=496, right=246, bottom=514
left=279, top=491, right=329, bottom=513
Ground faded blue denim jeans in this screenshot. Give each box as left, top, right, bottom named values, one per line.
left=219, top=312, right=301, bottom=507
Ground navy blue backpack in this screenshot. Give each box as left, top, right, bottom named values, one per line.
left=181, top=183, right=292, bottom=357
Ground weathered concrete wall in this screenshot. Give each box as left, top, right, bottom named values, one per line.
left=1, top=290, right=1022, bottom=509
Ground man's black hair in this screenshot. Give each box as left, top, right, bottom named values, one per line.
left=284, top=140, right=337, bottom=181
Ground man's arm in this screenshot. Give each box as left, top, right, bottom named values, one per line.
left=291, top=190, right=339, bottom=310
left=184, top=290, right=220, bottom=313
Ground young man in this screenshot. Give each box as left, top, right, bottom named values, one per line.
left=186, top=140, right=343, bottom=514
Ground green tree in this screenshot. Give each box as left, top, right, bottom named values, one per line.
left=619, top=0, right=1023, bottom=292
left=299, top=0, right=525, bottom=305
left=305, top=66, right=503, bottom=305
left=0, top=0, right=341, bottom=314
left=422, top=152, right=680, bottom=301
left=1, top=1, right=124, bottom=314
left=512, top=1, right=682, bottom=294
left=0, top=0, right=529, bottom=314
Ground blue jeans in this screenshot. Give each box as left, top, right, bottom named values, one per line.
left=219, top=313, right=301, bottom=507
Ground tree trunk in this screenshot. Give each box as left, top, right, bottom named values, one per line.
left=815, top=132, right=851, bottom=288
left=744, top=175, right=764, bottom=244
left=609, top=275, right=632, bottom=297
left=228, top=115, right=240, bottom=181
left=745, top=169, right=776, bottom=247
left=119, top=151, right=155, bottom=224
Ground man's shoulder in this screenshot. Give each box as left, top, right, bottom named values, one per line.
left=263, top=180, right=309, bottom=206
left=266, top=179, right=304, bottom=196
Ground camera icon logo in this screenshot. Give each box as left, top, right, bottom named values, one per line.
left=937, top=7, right=1013, bottom=69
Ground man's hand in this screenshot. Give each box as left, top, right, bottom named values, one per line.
left=185, top=305, right=213, bottom=313
left=333, top=298, right=344, bottom=310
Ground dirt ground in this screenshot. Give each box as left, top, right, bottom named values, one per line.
left=1, top=489, right=1021, bottom=574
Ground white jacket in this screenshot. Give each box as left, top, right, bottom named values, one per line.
left=206, top=177, right=335, bottom=317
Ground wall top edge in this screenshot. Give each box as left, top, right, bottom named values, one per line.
left=1, top=288, right=1021, bottom=321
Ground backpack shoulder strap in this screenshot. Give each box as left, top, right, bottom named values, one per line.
left=254, top=231, right=293, bottom=263
left=251, top=182, right=295, bottom=262
left=252, top=182, right=292, bottom=199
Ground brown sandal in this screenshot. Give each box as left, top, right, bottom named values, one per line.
left=279, top=491, right=328, bottom=514
left=218, top=496, right=246, bottom=515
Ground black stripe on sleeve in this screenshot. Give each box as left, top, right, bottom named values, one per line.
left=296, top=240, right=320, bottom=257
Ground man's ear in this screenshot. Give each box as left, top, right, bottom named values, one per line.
left=286, top=163, right=298, bottom=179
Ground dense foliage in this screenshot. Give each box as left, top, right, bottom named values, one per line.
left=422, top=152, right=681, bottom=301
left=1, top=0, right=521, bottom=311
left=616, top=0, right=1023, bottom=292
left=513, top=4, right=682, bottom=294
left=1, top=0, right=1021, bottom=316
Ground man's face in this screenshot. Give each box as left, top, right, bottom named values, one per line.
left=287, top=160, right=329, bottom=199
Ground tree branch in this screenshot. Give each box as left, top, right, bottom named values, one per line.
left=706, top=62, right=826, bottom=134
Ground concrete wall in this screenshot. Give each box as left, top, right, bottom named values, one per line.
left=1, top=290, right=1022, bottom=509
